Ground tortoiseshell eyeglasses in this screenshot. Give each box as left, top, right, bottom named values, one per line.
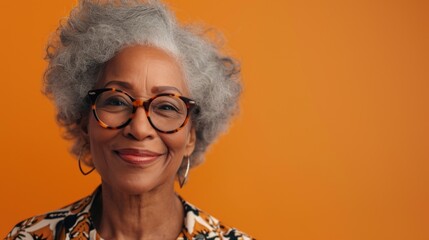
left=88, top=88, right=198, bottom=134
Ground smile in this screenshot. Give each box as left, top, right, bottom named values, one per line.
left=114, top=148, right=164, bottom=166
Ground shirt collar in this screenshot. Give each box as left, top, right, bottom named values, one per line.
left=63, top=186, right=216, bottom=239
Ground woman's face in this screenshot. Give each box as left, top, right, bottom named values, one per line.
left=87, top=45, right=196, bottom=194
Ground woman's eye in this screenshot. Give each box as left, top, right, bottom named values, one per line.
left=104, top=97, right=128, bottom=106
left=156, top=104, right=180, bottom=112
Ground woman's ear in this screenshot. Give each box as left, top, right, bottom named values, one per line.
left=79, top=113, right=90, bottom=136
left=185, top=127, right=196, bottom=156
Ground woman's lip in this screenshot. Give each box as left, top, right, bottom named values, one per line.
left=114, top=149, right=164, bottom=165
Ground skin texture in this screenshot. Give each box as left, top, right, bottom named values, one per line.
left=86, top=45, right=196, bottom=239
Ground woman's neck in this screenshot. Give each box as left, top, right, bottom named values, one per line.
left=92, top=183, right=184, bottom=240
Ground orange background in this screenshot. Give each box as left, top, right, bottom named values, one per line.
left=1, top=0, right=428, bottom=239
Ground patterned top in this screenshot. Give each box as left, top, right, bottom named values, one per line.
left=5, top=187, right=253, bottom=240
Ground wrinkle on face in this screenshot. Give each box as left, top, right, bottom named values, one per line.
left=99, top=45, right=188, bottom=99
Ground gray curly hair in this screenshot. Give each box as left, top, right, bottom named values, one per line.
left=43, top=0, right=241, bottom=170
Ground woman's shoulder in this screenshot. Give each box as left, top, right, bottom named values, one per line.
left=180, top=198, right=255, bottom=240
left=5, top=194, right=93, bottom=240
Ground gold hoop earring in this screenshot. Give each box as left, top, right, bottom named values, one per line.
left=179, top=156, right=191, bottom=188
left=78, top=146, right=95, bottom=176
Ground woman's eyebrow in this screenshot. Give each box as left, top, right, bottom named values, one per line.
left=152, top=86, right=183, bottom=95
left=102, top=81, right=183, bottom=95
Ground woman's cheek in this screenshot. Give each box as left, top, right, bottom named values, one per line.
left=161, top=130, right=191, bottom=155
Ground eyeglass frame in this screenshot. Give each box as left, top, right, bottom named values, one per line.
left=87, top=88, right=198, bottom=134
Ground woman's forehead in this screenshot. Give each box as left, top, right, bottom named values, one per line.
left=98, top=45, right=189, bottom=96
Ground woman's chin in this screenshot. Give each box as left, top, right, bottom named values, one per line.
left=102, top=176, right=174, bottom=196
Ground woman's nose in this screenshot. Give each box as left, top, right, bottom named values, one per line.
left=123, top=107, right=156, bottom=140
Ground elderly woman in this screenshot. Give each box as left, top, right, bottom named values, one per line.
left=6, top=0, right=252, bottom=240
